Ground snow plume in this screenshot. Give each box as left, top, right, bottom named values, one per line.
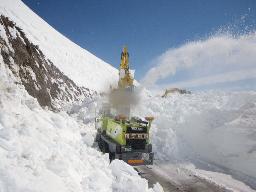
left=142, top=32, right=256, bottom=90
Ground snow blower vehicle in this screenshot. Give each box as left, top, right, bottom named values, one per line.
left=95, top=47, right=154, bottom=165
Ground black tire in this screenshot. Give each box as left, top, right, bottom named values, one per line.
left=109, top=152, right=115, bottom=162
left=95, top=133, right=100, bottom=142
left=102, top=140, right=109, bottom=153
left=116, top=145, right=122, bottom=154
left=98, top=137, right=103, bottom=151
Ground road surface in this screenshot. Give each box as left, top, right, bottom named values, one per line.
left=136, top=164, right=229, bottom=192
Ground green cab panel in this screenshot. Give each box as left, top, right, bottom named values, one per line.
left=100, top=116, right=151, bottom=146
left=102, top=117, right=126, bottom=145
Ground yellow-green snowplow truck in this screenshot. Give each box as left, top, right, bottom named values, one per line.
left=95, top=113, right=154, bottom=165
left=95, top=47, right=154, bottom=165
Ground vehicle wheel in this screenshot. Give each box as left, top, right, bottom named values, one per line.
left=102, top=141, right=109, bottom=153
left=95, top=133, right=100, bottom=142
left=98, top=138, right=103, bottom=151
left=109, top=152, right=115, bottom=162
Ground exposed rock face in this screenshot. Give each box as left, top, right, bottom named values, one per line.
left=0, top=15, right=94, bottom=110
left=162, top=88, right=191, bottom=98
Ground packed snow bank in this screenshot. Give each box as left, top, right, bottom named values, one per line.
left=110, top=160, right=163, bottom=192
left=0, top=0, right=118, bottom=91
left=184, top=164, right=255, bottom=192
left=134, top=91, right=256, bottom=183
left=0, top=64, right=111, bottom=191
left=0, top=59, right=159, bottom=192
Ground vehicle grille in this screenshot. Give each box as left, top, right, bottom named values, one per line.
left=126, top=139, right=146, bottom=150
left=126, top=126, right=147, bottom=150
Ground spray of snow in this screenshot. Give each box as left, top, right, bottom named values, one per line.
left=139, top=23, right=256, bottom=187
left=142, top=33, right=256, bottom=89
left=134, top=90, right=256, bottom=188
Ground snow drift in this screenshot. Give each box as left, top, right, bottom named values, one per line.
left=134, top=91, right=256, bottom=188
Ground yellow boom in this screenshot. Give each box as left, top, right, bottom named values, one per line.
left=118, top=46, right=134, bottom=88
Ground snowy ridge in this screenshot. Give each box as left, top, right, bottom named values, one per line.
left=0, top=0, right=118, bottom=92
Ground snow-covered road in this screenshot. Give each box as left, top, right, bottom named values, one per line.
left=137, top=165, right=226, bottom=192
left=137, top=162, right=255, bottom=192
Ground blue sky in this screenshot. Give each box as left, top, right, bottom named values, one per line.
left=22, top=0, right=256, bottom=90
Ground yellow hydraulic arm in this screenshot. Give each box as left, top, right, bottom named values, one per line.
left=118, top=46, right=134, bottom=88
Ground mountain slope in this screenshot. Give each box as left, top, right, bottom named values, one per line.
left=0, top=15, right=93, bottom=110
left=0, top=0, right=118, bottom=92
